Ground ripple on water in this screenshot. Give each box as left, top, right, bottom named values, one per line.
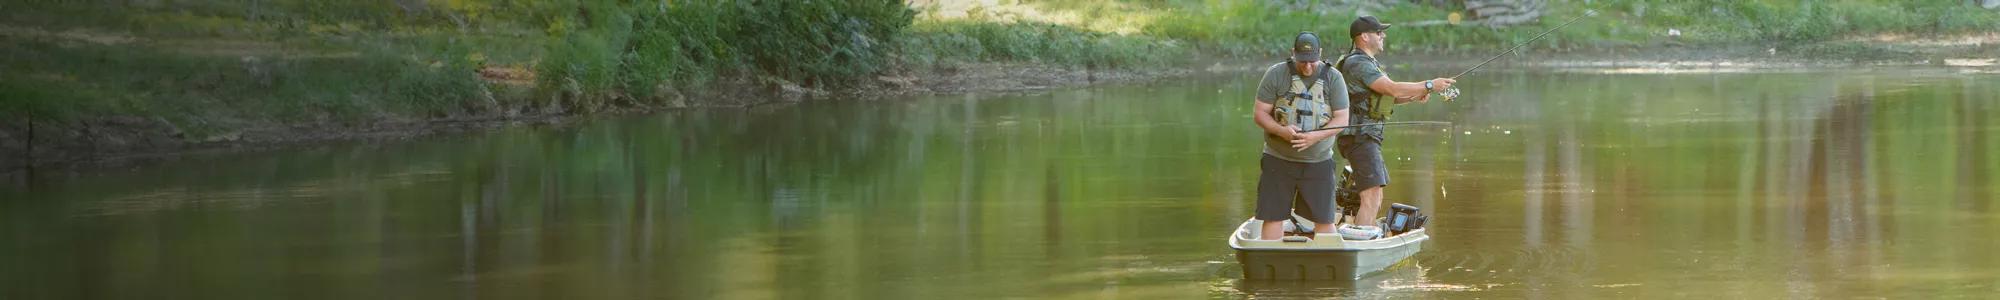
left=1418, top=244, right=1596, bottom=281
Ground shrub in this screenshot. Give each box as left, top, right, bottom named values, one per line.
left=534, top=0, right=914, bottom=110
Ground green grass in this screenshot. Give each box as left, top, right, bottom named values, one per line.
left=0, top=0, right=918, bottom=133
left=0, top=23, right=503, bottom=139
left=532, top=0, right=914, bottom=111
left=899, top=19, right=1187, bottom=69
left=1636, top=0, right=2000, bottom=43
left=1132, top=0, right=1999, bottom=55
left=2, top=0, right=1996, bottom=142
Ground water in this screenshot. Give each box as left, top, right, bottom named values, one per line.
left=4, top=67, right=1998, bottom=299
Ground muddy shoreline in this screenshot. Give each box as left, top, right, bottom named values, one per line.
left=5, top=45, right=1996, bottom=178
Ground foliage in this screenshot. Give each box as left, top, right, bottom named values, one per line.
left=0, top=30, right=486, bottom=131
left=2, top=0, right=1996, bottom=132
left=535, top=0, right=915, bottom=111
left=900, top=20, right=1187, bottom=69
left=1582, top=0, right=2000, bottom=43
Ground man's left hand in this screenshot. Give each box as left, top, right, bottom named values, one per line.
left=1290, top=130, right=1331, bottom=151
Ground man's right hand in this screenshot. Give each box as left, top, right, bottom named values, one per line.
left=1289, top=127, right=1333, bottom=151
left=1431, top=78, right=1456, bottom=91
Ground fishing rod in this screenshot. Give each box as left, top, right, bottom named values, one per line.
left=1299, top=121, right=1453, bottom=133
left=1451, top=10, right=1598, bottom=80
left=1439, top=10, right=1597, bottom=101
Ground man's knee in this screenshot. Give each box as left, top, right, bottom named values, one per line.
left=1360, top=186, right=1384, bottom=197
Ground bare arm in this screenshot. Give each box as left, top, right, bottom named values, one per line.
left=1368, top=76, right=1455, bottom=104
left=1326, top=108, right=1347, bottom=136
left=1253, top=100, right=1298, bottom=140
left=1367, top=76, right=1427, bottom=100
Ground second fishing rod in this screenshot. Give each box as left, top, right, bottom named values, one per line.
left=1298, top=121, right=1452, bottom=134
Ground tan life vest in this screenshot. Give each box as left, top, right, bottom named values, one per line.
left=1270, top=61, right=1334, bottom=131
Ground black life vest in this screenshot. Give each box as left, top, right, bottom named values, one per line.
left=1336, top=50, right=1393, bottom=121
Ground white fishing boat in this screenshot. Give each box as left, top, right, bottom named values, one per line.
left=1228, top=203, right=1429, bottom=280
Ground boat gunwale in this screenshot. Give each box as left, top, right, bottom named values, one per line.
left=1227, top=218, right=1429, bottom=252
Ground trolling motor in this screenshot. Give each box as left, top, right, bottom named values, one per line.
left=1335, top=166, right=1361, bottom=219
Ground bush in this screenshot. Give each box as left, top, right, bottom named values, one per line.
left=534, top=0, right=914, bottom=110
left=1143, top=0, right=1337, bottom=56
left=901, top=20, right=1187, bottom=69
left=384, top=40, right=489, bottom=116
left=735, top=0, right=912, bottom=85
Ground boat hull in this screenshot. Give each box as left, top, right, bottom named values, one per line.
left=1228, top=218, right=1427, bottom=280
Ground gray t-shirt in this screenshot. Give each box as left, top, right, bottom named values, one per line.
left=1256, top=61, right=1348, bottom=163
left=1338, top=51, right=1387, bottom=139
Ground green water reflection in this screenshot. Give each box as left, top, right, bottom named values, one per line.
left=4, top=68, right=1998, bottom=299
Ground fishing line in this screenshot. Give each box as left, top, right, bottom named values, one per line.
left=1299, top=121, right=1454, bottom=133
left=1439, top=10, right=1598, bottom=101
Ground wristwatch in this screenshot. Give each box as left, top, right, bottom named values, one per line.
left=1424, top=80, right=1434, bottom=92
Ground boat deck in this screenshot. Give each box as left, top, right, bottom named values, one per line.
left=1228, top=218, right=1428, bottom=280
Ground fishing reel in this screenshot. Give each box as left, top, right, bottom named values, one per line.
left=1438, top=86, right=1461, bottom=102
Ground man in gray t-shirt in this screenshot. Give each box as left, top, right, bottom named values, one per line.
left=1334, top=16, right=1454, bottom=239
left=1249, top=31, right=1349, bottom=240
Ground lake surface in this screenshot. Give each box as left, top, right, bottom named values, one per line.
left=5, top=65, right=1999, bottom=299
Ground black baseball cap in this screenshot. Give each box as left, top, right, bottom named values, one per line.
left=1291, top=32, right=1322, bottom=62
left=1349, top=15, right=1391, bottom=39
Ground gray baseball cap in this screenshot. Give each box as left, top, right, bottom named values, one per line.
left=1292, top=32, right=1322, bottom=62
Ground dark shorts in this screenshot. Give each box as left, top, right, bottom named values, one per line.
left=1338, top=134, right=1390, bottom=188
left=1256, top=154, right=1337, bottom=224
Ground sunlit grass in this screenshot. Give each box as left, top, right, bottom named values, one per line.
left=913, top=0, right=1167, bottom=35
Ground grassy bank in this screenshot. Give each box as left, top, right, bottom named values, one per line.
left=1150, top=0, right=1999, bottom=55
left=1, top=1, right=543, bottom=133
left=0, top=0, right=928, bottom=156
left=2, top=0, right=1997, bottom=169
